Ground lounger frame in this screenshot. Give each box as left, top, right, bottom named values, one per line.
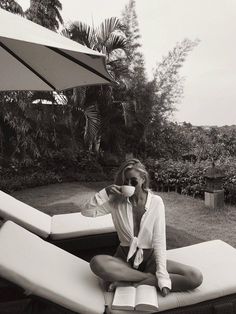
left=49, top=231, right=119, bottom=260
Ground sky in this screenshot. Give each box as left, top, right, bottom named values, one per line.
left=18, top=0, right=236, bottom=126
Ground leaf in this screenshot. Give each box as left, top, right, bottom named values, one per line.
left=106, top=33, right=127, bottom=55
left=68, top=21, right=94, bottom=48
left=84, top=105, right=101, bottom=143
left=97, top=17, right=122, bottom=43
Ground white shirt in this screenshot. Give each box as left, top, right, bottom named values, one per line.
left=81, top=188, right=171, bottom=290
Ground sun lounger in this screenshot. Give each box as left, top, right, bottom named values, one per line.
left=0, top=220, right=236, bottom=314
left=0, top=190, right=118, bottom=257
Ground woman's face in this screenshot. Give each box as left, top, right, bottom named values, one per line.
left=124, top=168, right=145, bottom=194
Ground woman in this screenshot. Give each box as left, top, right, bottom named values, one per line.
left=81, top=159, right=203, bottom=296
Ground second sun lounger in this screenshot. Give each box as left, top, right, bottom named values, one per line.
left=0, top=190, right=119, bottom=257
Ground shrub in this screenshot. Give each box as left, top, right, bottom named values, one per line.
left=145, top=157, right=236, bottom=204
left=0, top=152, right=110, bottom=192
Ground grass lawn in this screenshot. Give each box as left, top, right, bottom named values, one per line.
left=12, top=181, right=236, bottom=249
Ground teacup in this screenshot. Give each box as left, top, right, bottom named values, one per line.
left=121, top=185, right=135, bottom=197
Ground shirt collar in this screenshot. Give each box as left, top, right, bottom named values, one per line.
left=145, top=190, right=152, bottom=211
left=127, top=190, right=152, bottom=211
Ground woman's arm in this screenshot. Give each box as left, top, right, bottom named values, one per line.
left=81, top=185, right=122, bottom=217
left=152, top=197, right=172, bottom=292
left=81, top=188, right=112, bottom=217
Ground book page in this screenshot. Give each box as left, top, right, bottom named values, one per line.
left=112, top=286, right=136, bottom=310
left=135, top=285, right=159, bottom=312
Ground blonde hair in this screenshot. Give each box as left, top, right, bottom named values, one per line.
left=114, top=158, right=149, bottom=191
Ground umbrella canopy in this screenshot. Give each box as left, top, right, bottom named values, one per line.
left=0, top=8, right=113, bottom=91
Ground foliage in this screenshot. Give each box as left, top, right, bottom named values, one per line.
left=142, top=120, right=236, bottom=163
left=176, top=123, right=236, bottom=162
left=137, top=39, right=199, bottom=158
left=145, top=158, right=208, bottom=197
left=153, top=39, right=200, bottom=119
left=0, top=0, right=63, bottom=31
left=145, top=156, right=236, bottom=205
left=114, top=27, right=200, bottom=157
left=143, top=121, right=192, bottom=159
left=121, top=0, right=146, bottom=83
left=0, top=151, right=109, bottom=192
left=0, top=0, right=24, bottom=15
left=142, top=39, right=200, bottom=157
left=0, top=171, right=61, bottom=193
left=25, top=0, right=63, bottom=31
left=0, top=91, right=87, bottom=165
left=119, top=0, right=151, bottom=154
left=66, top=17, right=127, bottom=153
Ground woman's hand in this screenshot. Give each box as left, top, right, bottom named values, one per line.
left=105, top=185, right=122, bottom=197
left=161, top=287, right=170, bottom=297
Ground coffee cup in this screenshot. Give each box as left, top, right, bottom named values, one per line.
left=121, top=185, right=135, bottom=197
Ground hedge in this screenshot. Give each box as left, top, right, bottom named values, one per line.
left=2, top=156, right=236, bottom=205
left=145, top=157, right=236, bottom=205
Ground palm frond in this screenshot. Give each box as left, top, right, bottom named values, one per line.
left=105, top=33, right=127, bottom=55
left=96, top=17, right=123, bottom=45
left=53, top=7, right=63, bottom=24
left=60, top=27, right=70, bottom=38
left=68, top=21, right=94, bottom=48
left=84, top=105, right=101, bottom=143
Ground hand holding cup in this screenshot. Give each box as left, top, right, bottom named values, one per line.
left=105, top=185, right=122, bottom=197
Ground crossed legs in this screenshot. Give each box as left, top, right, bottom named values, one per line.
left=90, top=255, right=203, bottom=292
left=166, top=260, right=203, bottom=291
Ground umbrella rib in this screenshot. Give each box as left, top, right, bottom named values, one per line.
left=0, top=41, right=56, bottom=90
left=48, top=46, right=113, bottom=83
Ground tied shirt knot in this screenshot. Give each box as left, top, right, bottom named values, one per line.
left=127, top=236, right=143, bottom=269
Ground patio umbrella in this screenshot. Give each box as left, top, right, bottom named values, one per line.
left=0, top=8, right=113, bottom=91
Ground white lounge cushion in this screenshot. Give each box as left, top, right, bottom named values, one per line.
left=0, top=190, right=51, bottom=238
left=0, top=221, right=105, bottom=314
left=0, top=190, right=116, bottom=240
left=105, top=239, right=236, bottom=313
left=51, top=212, right=116, bottom=240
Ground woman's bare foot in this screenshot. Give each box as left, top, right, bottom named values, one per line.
left=106, top=281, right=134, bottom=292
left=103, top=281, right=112, bottom=292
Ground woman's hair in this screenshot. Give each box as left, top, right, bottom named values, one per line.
left=114, top=158, right=150, bottom=191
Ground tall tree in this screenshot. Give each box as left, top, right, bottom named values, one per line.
left=119, top=0, right=154, bottom=155
left=0, top=0, right=23, bottom=15
left=25, top=0, right=63, bottom=31
left=143, top=39, right=200, bottom=158
left=121, top=0, right=146, bottom=81
left=152, top=38, right=200, bottom=121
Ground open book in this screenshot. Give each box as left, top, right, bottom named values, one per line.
left=112, top=285, right=159, bottom=312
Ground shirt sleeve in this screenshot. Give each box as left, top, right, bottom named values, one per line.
left=152, top=197, right=172, bottom=291
left=81, top=188, right=113, bottom=217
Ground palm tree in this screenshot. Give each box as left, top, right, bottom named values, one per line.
left=66, top=17, right=127, bottom=154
